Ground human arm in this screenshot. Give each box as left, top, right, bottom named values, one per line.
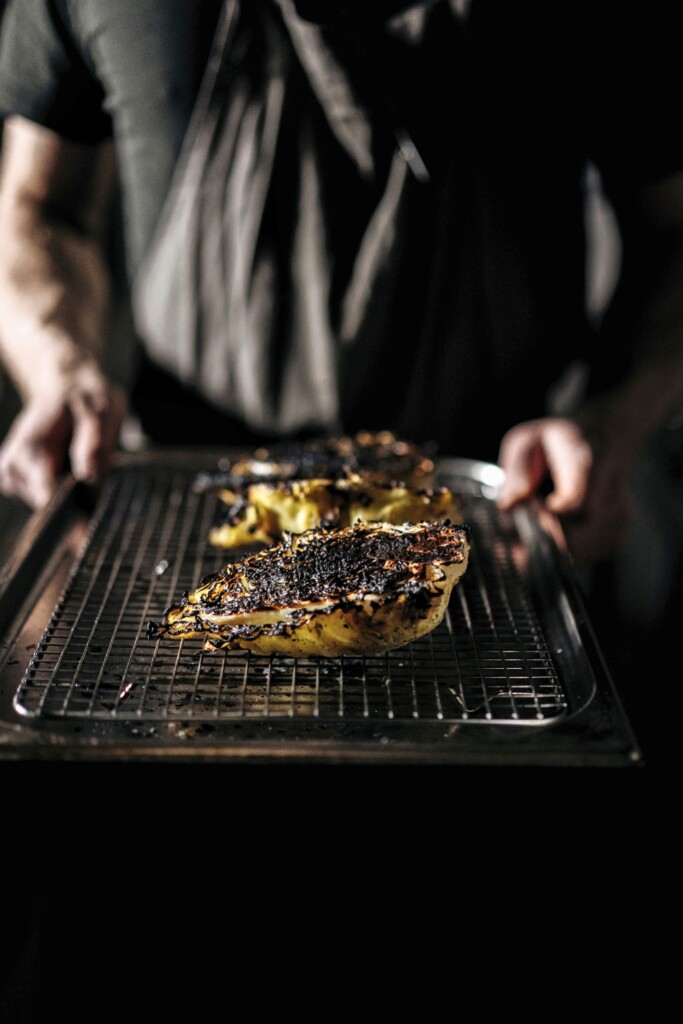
left=0, top=115, right=127, bottom=509
left=496, top=170, right=683, bottom=565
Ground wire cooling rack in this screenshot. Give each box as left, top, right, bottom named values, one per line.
left=13, top=456, right=568, bottom=727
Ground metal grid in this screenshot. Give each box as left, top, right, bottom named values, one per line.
left=13, top=461, right=567, bottom=725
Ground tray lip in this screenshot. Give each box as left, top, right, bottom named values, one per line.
left=0, top=448, right=644, bottom=765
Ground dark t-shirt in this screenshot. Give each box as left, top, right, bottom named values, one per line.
left=0, top=0, right=682, bottom=456
left=0, top=0, right=222, bottom=274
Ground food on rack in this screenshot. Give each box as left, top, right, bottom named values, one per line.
left=208, top=473, right=463, bottom=549
left=147, top=519, right=471, bottom=658
left=192, top=430, right=436, bottom=492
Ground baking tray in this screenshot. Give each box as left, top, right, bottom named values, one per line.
left=0, top=448, right=643, bottom=765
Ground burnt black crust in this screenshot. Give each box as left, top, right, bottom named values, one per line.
left=155, top=520, right=469, bottom=625
left=193, top=431, right=436, bottom=493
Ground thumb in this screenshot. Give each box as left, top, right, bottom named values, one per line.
left=497, top=422, right=548, bottom=509
left=540, top=422, right=593, bottom=513
left=68, top=387, right=125, bottom=485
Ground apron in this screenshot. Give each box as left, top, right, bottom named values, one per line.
left=131, top=0, right=420, bottom=435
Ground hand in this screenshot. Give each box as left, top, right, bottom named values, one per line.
left=0, top=373, right=127, bottom=510
left=496, top=416, right=634, bottom=565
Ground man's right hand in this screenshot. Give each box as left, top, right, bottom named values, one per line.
left=0, top=374, right=127, bottom=510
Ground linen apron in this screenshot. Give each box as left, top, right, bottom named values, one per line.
left=131, top=0, right=420, bottom=436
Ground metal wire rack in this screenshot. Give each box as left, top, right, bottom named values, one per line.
left=13, top=457, right=568, bottom=727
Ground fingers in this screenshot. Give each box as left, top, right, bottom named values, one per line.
left=0, top=402, right=71, bottom=509
left=496, top=415, right=637, bottom=566
left=497, top=418, right=593, bottom=514
left=497, top=421, right=548, bottom=508
left=0, top=382, right=128, bottom=510
left=0, top=448, right=59, bottom=509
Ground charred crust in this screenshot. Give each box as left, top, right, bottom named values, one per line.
left=169, top=520, right=468, bottom=618
left=193, top=431, right=436, bottom=493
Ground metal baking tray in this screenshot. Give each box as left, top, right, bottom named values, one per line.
left=0, top=449, right=643, bottom=765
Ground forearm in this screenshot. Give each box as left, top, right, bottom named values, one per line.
left=583, top=329, right=681, bottom=479
left=0, top=195, right=112, bottom=400
left=583, top=178, right=683, bottom=459
left=0, top=120, right=125, bottom=508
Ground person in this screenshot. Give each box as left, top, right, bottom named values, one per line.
left=0, top=2, right=681, bottom=644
